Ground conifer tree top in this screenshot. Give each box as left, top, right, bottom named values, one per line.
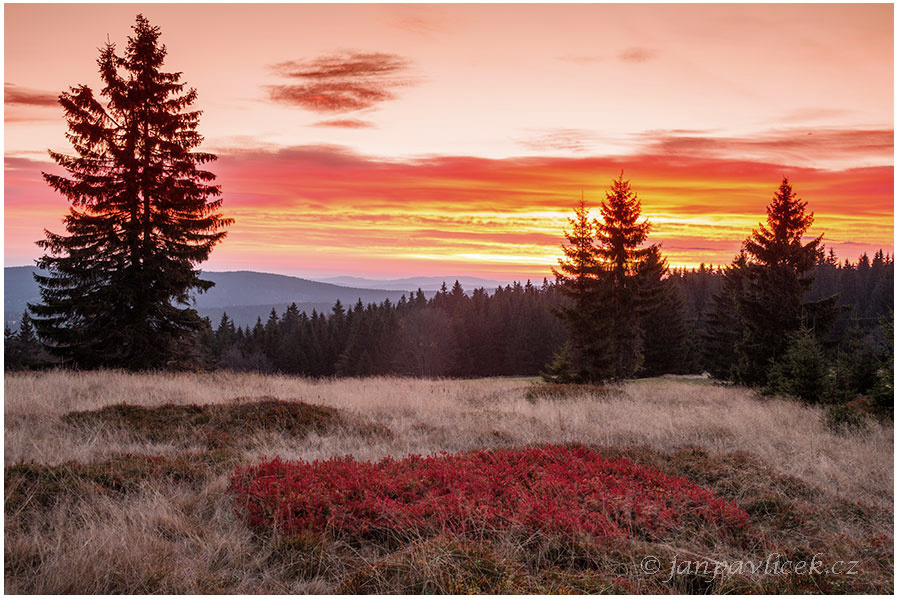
left=553, top=196, right=598, bottom=287
left=595, top=172, right=652, bottom=277
left=743, top=177, right=821, bottom=270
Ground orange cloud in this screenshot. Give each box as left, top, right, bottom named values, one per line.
left=5, top=141, right=893, bottom=279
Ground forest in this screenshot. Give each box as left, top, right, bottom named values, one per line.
left=8, top=247, right=892, bottom=383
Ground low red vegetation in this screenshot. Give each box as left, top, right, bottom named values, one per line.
left=230, top=445, right=750, bottom=543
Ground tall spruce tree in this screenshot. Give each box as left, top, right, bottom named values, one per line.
left=595, top=173, right=655, bottom=378
left=547, top=174, right=662, bottom=382
left=733, top=178, right=840, bottom=385
left=544, top=196, right=613, bottom=382
left=30, top=15, right=231, bottom=369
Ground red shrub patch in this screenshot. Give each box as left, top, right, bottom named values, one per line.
left=230, top=446, right=750, bottom=544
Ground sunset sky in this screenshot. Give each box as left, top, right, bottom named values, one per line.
left=4, top=3, right=894, bottom=282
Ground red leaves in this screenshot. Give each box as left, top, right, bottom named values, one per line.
left=230, top=445, right=750, bottom=543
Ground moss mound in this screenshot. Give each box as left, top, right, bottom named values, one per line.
left=525, top=383, right=621, bottom=401
left=63, top=397, right=389, bottom=448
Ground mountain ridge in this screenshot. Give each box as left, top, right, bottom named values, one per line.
left=3, top=266, right=511, bottom=328
left=321, top=275, right=505, bottom=291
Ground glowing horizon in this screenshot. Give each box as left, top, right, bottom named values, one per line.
left=4, top=4, right=893, bottom=282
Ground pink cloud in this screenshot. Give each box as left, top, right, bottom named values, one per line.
left=618, top=47, right=658, bottom=63
left=313, top=118, right=375, bottom=129
left=640, top=128, right=893, bottom=168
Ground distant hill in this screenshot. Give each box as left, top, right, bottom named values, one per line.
left=321, top=275, right=505, bottom=292
left=4, top=267, right=420, bottom=328
left=192, top=270, right=408, bottom=309
left=4, top=266, right=44, bottom=329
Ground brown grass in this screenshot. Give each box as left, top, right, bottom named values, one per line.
left=4, top=370, right=893, bottom=593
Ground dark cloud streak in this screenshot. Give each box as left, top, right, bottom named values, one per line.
left=268, top=52, right=412, bottom=114
left=269, top=81, right=394, bottom=113
left=5, top=84, right=58, bottom=107
left=273, top=53, right=408, bottom=80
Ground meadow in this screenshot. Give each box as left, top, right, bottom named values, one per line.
left=4, top=370, right=893, bottom=593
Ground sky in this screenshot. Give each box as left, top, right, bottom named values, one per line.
left=4, top=3, right=894, bottom=282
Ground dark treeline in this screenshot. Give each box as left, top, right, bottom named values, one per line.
left=672, top=250, right=894, bottom=375
left=7, top=250, right=891, bottom=379
left=195, top=249, right=894, bottom=380
left=194, top=281, right=566, bottom=377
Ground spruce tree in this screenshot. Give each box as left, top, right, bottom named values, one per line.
left=767, top=324, right=831, bottom=403
left=870, top=309, right=894, bottom=416
left=29, top=15, right=231, bottom=369
left=547, top=174, right=662, bottom=382
left=734, top=178, right=840, bottom=385
left=595, top=173, right=655, bottom=379
left=4, top=326, right=20, bottom=370
left=545, top=196, right=613, bottom=382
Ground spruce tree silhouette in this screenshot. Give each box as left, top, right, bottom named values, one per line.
left=547, top=174, right=665, bottom=382
left=596, top=173, right=659, bottom=379
left=30, top=15, right=232, bottom=369
left=545, top=196, right=613, bottom=382
left=732, top=177, right=841, bottom=385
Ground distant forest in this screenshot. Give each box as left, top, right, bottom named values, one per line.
left=204, top=250, right=893, bottom=379
left=189, top=251, right=894, bottom=377
left=11, top=250, right=885, bottom=378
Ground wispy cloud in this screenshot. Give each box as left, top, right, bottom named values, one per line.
left=269, top=81, right=392, bottom=112
left=640, top=127, right=893, bottom=169
left=775, top=107, right=854, bottom=123
left=618, top=47, right=658, bottom=63
left=267, top=52, right=412, bottom=114
left=4, top=83, right=58, bottom=107
left=392, top=15, right=442, bottom=36
left=517, top=129, right=600, bottom=153
left=273, top=53, right=408, bottom=80
left=313, top=118, right=375, bottom=129
left=556, top=48, right=658, bottom=66
left=383, top=5, right=462, bottom=37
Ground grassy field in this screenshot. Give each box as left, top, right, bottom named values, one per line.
left=4, top=370, right=893, bottom=593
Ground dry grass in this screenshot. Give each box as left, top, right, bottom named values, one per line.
left=4, top=369, right=894, bottom=593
